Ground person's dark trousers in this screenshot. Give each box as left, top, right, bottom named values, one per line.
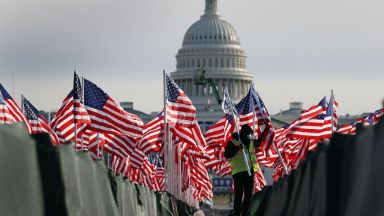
left=233, top=171, right=255, bottom=216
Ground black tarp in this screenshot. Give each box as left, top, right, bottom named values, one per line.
left=308, top=144, right=327, bottom=216
left=32, top=133, right=67, bottom=216
left=248, top=119, right=384, bottom=216
left=0, top=124, right=44, bottom=216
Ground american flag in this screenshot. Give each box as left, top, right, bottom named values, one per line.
left=337, top=122, right=357, bottom=135
left=211, top=160, right=231, bottom=177
left=251, top=86, right=276, bottom=167
left=321, top=94, right=338, bottom=139
left=83, top=78, right=143, bottom=137
left=137, top=112, right=164, bottom=155
left=204, top=114, right=234, bottom=147
left=164, top=75, right=208, bottom=160
left=73, top=72, right=90, bottom=124
left=75, top=130, right=104, bottom=159
left=262, top=98, right=328, bottom=168
left=50, top=91, right=89, bottom=143
left=155, top=167, right=166, bottom=191
left=236, top=86, right=262, bottom=138
left=252, top=86, right=272, bottom=125
left=364, top=108, right=383, bottom=126
left=222, top=88, right=237, bottom=117
left=204, top=144, right=226, bottom=169
left=170, top=123, right=208, bottom=158
left=22, top=97, right=59, bottom=144
left=0, top=89, right=14, bottom=124
left=0, top=83, right=31, bottom=132
left=50, top=74, right=91, bottom=143
left=286, top=97, right=328, bottom=140
left=254, top=168, right=267, bottom=192
left=189, top=158, right=213, bottom=201
left=165, top=74, right=196, bottom=127
left=103, top=133, right=146, bottom=169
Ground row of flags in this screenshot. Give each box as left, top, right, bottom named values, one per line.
left=0, top=72, right=382, bottom=201
left=0, top=72, right=212, bottom=202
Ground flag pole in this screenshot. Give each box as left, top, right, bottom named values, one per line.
left=252, top=84, right=289, bottom=175
left=163, top=70, right=169, bottom=192
left=331, top=89, right=335, bottom=134
left=73, top=71, right=77, bottom=150
left=80, top=76, right=85, bottom=152
left=178, top=143, right=182, bottom=199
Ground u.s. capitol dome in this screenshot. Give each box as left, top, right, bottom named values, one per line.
left=171, top=0, right=254, bottom=130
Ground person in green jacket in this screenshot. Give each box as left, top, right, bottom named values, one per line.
left=224, top=124, right=265, bottom=216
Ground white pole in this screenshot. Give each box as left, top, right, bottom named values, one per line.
left=331, top=89, right=335, bottom=134
left=169, top=125, right=173, bottom=194
left=163, top=70, right=169, bottom=192
left=80, top=76, right=85, bottom=152
left=178, top=144, right=182, bottom=199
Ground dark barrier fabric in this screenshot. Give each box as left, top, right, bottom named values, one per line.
left=249, top=119, right=384, bottom=216
left=308, top=144, right=327, bottom=216
left=176, top=196, right=198, bottom=216
left=362, top=119, right=384, bottom=215
left=251, top=186, right=270, bottom=215
left=32, top=133, right=67, bottom=216
left=0, top=124, right=44, bottom=216
left=339, top=127, right=373, bottom=216
left=264, top=177, right=289, bottom=216
left=325, top=133, right=350, bottom=216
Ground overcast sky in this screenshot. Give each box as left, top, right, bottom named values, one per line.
left=0, top=0, right=383, bottom=115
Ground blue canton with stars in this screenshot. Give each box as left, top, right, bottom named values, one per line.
left=0, top=83, right=12, bottom=100
left=222, top=88, right=235, bottom=114
left=316, top=97, right=327, bottom=119
left=0, top=91, right=5, bottom=105
left=23, top=98, right=39, bottom=120
left=235, top=87, right=256, bottom=115
left=325, top=95, right=334, bottom=117
left=166, top=75, right=180, bottom=103
left=73, top=72, right=82, bottom=100
left=84, top=79, right=109, bottom=110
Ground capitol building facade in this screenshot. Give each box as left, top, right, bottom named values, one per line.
left=171, top=0, right=254, bottom=131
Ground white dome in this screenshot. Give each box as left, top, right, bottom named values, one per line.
left=183, top=16, right=241, bottom=46
left=171, top=0, right=254, bottom=111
